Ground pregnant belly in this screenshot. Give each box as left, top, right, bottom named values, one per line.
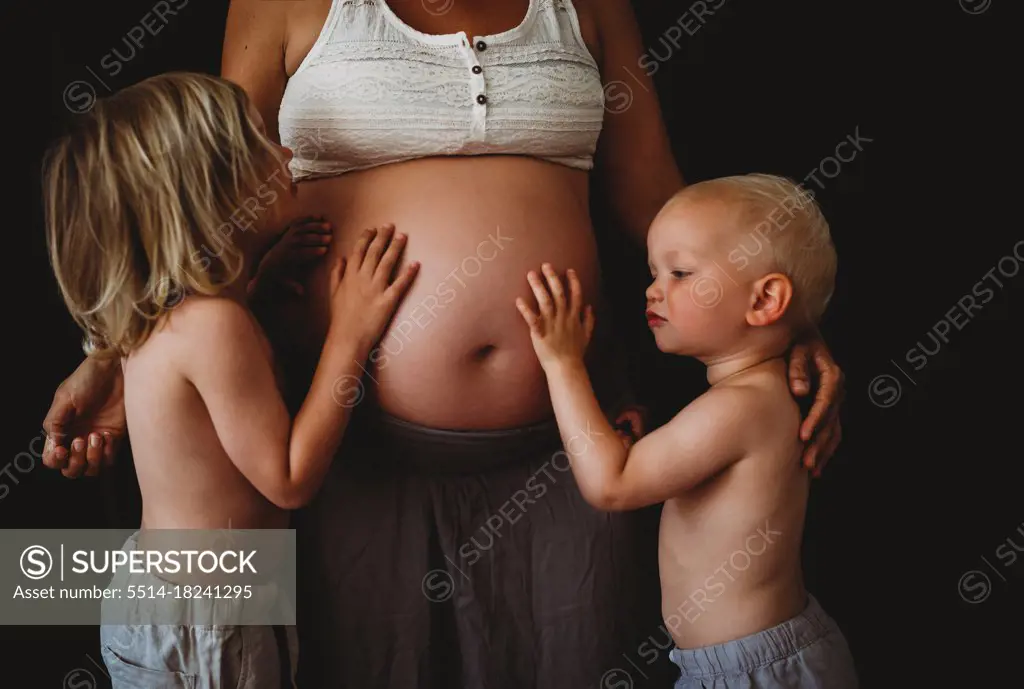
left=293, top=156, right=608, bottom=429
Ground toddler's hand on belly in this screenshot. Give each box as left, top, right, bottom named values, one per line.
left=328, top=224, right=420, bottom=348
left=516, top=263, right=595, bottom=370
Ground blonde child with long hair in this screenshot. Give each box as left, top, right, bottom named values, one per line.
left=43, top=71, right=419, bottom=687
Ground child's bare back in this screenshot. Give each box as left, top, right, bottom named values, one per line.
left=658, top=359, right=808, bottom=649
left=123, top=297, right=290, bottom=531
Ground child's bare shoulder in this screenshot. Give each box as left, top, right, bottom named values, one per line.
left=674, top=383, right=767, bottom=422
left=153, top=296, right=264, bottom=365
left=166, top=296, right=259, bottom=339
left=734, top=371, right=800, bottom=432
left=669, top=373, right=798, bottom=448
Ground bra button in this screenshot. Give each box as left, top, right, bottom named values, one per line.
left=476, top=40, right=487, bottom=51
left=476, top=94, right=488, bottom=105
left=472, top=65, right=483, bottom=74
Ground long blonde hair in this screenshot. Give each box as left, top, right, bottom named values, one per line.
left=43, top=71, right=280, bottom=359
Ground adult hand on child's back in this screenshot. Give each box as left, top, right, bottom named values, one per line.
left=613, top=405, right=647, bottom=451
left=329, top=224, right=420, bottom=346
left=787, top=331, right=844, bottom=477
left=42, top=357, right=126, bottom=478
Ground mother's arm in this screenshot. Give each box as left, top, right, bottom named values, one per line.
left=221, top=0, right=290, bottom=142
left=589, top=0, right=844, bottom=475
left=591, top=0, right=684, bottom=247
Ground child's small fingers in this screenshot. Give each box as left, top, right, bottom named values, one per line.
left=349, top=228, right=377, bottom=270
left=584, top=304, right=595, bottom=341
left=384, top=260, right=420, bottom=302
left=567, top=269, right=583, bottom=316
left=516, top=298, right=541, bottom=332
left=375, top=232, right=407, bottom=285
left=330, top=256, right=347, bottom=291
left=541, top=263, right=566, bottom=311
left=526, top=271, right=553, bottom=318
left=362, top=224, right=395, bottom=274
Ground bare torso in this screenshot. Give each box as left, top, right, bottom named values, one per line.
left=275, top=0, right=611, bottom=428
left=659, top=367, right=810, bottom=649
left=288, top=158, right=606, bottom=427
left=123, top=311, right=288, bottom=531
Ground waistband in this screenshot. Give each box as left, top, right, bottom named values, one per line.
left=343, top=357, right=634, bottom=473
left=669, top=595, right=837, bottom=678
left=353, top=409, right=565, bottom=473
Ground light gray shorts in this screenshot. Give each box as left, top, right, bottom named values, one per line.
left=669, top=595, right=858, bottom=688
left=98, top=532, right=298, bottom=689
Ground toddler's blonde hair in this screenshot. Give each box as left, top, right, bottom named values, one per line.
left=43, top=71, right=281, bottom=359
left=681, top=173, right=837, bottom=326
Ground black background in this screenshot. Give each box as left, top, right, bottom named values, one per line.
left=5, top=0, right=1019, bottom=687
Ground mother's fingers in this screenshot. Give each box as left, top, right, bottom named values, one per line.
left=814, top=420, right=843, bottom=477
left=800, top=425, right=828, bottom=473
left=787, top=343, right=811, bottom=396
left=43, top=441, right=68, bottom=471
left=61, top=438, right=88, bottom=479
left=798, top=372, right=838, bottom=443
left=801, top=403, right=841, bottom=472
left=103, top=432, right=119, bottom=468
left=84, top=433, right=103, bottom=477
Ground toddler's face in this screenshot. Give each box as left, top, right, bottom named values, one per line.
left=645, top=196, right=763, bottom=358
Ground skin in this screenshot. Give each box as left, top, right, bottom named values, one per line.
left=43, top=0, right=843, bottom=473
left=113, top=121, right=421, bottom=527
left=516, top=192, right=826, bottom=647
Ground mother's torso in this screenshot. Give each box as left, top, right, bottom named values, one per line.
left=276, top=0, right=609, bottom=429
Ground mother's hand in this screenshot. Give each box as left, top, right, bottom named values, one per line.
left=42, top=357, right=126, bottom=478
left=612, top=404, right=648, bottom=451
left=787, top=332, right=844, bottom=477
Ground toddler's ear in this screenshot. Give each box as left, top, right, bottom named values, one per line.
left=747, top=273, right=793, bottom=327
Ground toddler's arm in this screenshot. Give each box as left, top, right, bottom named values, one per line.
left=542, top=359, right=754, bottom=511
left=178, top=300, right=365, bottom=509
left=181, top=227, right=416, bottom=509
left=517, top=264, right=751, bottom=512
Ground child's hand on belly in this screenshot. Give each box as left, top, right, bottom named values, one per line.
left=328, top=224, right=420, bottom=347
left=516, top=263, right=595, bottom=371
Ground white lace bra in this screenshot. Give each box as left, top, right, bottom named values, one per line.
left=277, top=0, right=605, bottom=180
